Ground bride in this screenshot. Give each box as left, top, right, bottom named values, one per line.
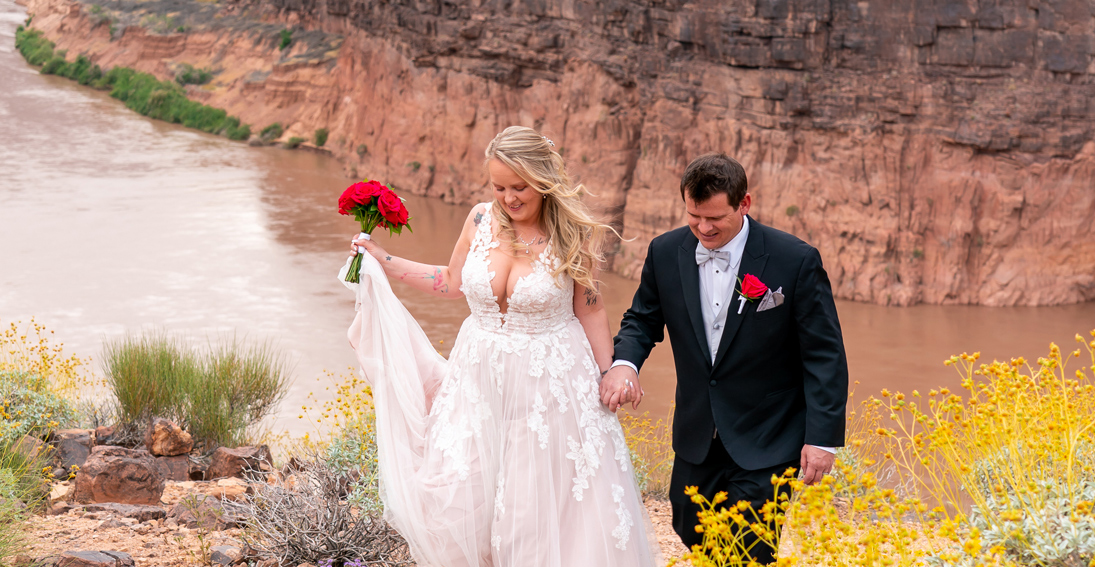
left=341, top=126, right=658, bottom=567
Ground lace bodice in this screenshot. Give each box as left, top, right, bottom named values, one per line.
left=460, top=205, right=575, bottom=335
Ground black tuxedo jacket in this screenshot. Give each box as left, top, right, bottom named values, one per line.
left=614, top=217, right=848, bottom=469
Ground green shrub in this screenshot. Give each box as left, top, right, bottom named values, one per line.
left=175, top=63, right=212, bottom=86
left=0, top=437, right=51, bottom=556
left=313, top=128, right=328, bottom=147
left=222, top=117, right=251, bottom=141
left=40, top=55, right=67, bottom=75
left=325, top=420, right=381, bottom=514
left=102, top=333, right=291, bottom=449
left=284, top=136, right=304, bottom=149
left=87, top=4, right=114, bottom=30
left=260, top=123, right=283, bottom=143
left=14, top=27, right=250, bottom=143
left=0, top=371, right=77, bottom=443
left=15, top=27, right=55, bottom=66
left=355, top=143, right=367, bottom=156
left=408, top=161, right=421, bottom=172
left=278, top=28, right=292, bottom=51
left=785, top=205, right=800, bottom=217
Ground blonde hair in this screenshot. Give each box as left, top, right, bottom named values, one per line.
left=484, top=126, right=611, bottom=291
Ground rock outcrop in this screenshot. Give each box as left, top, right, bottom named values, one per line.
left=73, top=446, right=166, bottom=506
left=22, top=0, right=1095, bottom=305
left=206, top=445, right=274, bottom=480
left=145, top=418, right=193, bottom=457
left=49, top=429, right=93, bottom=477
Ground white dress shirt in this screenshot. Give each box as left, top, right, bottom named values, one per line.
left=698, top=218, right=749, bottom=363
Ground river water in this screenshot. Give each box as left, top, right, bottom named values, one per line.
left=3, top=0, right=1094, bottom=439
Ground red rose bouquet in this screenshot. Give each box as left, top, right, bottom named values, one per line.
left=339, top=180, right=412, bottom=283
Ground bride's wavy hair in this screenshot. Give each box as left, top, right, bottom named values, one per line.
left=484, top=126, right=612, bottom=291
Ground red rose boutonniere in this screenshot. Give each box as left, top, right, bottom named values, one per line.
left=736, top=274, right=769, bottom=314
left=339, top=179, right=412, bottom=283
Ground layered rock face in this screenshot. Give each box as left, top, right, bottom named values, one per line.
left=25, top=0, right=1095, bottom=305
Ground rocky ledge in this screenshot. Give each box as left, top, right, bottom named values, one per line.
left=21, top=0, right=1095, bottom=305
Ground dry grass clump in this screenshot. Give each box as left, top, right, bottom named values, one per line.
left=236, top=453, right=412, bottom=567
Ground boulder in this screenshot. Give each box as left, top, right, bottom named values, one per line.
left=73, top=446, right=165, bottom=506
left=93, top=426, right=118, bottom=446
left=210, top=545, right=241, bottom=566
left=49, top=429, right=94, bottom=473
left=155, top=455, right=191, bottom=482
left=207, top=446, right=273, bottom=480
left=49, top=482, right=73, bottom=505
left=56, top=550, right=135, bottom=567
left=145, top=418, right=193, bottom=457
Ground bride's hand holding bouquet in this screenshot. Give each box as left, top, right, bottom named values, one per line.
left=339, top=180, right=412, bottom=283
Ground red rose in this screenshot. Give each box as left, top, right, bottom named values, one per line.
left=740, top=274, right=768, bottom=300
left=355, top=180, right=385, bottom=201
left=377, top=189, right=409, bottom=225
left=338, top=183, right=366, bottom=215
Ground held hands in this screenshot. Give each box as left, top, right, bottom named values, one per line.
left=799, top=445, right=835, bottom=485
left=599, top=366, right=644, bottom=413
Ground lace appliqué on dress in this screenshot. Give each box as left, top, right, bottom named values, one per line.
left=611, top=484, right=634, bottom=550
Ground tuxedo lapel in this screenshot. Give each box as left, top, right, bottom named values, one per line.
left=677, top=234, right=713, bottom=368
left=713, top=219, right=768, bottom=369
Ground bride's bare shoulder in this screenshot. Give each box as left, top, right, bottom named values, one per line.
left=456, top=203, right=492, bottom=245
left=464, top=203, right=492, bottom=230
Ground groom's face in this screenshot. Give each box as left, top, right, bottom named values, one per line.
left=685, top=192, right=751, bottom=250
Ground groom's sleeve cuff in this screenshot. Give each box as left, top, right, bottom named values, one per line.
left=810, top=445, right=836, bottom=454
left=609, top=360, right=639, bottom=376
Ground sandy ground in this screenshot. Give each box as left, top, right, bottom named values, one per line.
left=19, top=482, right=692, bottom=566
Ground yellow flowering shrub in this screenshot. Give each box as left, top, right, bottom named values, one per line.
left=297, top=368, right=381, bottom=513
left=619, top=406, right=675, bottom=498
left=674, top=330, right=1095, bottom=567
left=0, top=318, right=91, bottom=399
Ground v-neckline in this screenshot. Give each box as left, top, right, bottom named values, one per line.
left=480, top=210, right=552, bottom=318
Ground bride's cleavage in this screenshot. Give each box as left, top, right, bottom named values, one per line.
left=485, top=248, right=538, bottom=317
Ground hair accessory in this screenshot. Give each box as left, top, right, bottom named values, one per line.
left=542, top=136, right=555, bottom=147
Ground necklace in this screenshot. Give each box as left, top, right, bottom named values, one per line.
left=516, top=232, right=540, bottom=254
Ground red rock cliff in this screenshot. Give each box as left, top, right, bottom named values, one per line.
left=24, top=0, right=1095, bottom=305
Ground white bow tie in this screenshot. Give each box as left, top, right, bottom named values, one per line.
left=695, top=245, right=731, bottom=272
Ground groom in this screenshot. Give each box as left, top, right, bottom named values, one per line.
left=602, top=153, right=848, bottom=564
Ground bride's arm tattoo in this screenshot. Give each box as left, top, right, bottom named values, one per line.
left=400, top=268, right=450, bottom=293
left=584, top=286, right=598, bottom=306
left=473, top=212, right=483, bottom=226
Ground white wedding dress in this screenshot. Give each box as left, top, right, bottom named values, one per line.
left=340, top=206, right=658, bottom=567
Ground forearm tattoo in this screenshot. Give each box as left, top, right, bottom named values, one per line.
left=400, top=267, right=450, bottom=293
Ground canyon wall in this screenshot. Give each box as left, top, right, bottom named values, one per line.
left=24, top=0, right=1095, bottom=305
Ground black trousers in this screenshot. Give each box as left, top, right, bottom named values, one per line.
left=669, top=434, right=797, bottom=565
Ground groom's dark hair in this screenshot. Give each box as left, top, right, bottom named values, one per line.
left=680, top=154, right=748, bottom=208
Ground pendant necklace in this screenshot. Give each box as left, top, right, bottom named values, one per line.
left=517, top=232, right=538, bottom=254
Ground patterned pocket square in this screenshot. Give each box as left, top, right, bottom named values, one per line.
left=756, top=286, right=785, bottom=312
